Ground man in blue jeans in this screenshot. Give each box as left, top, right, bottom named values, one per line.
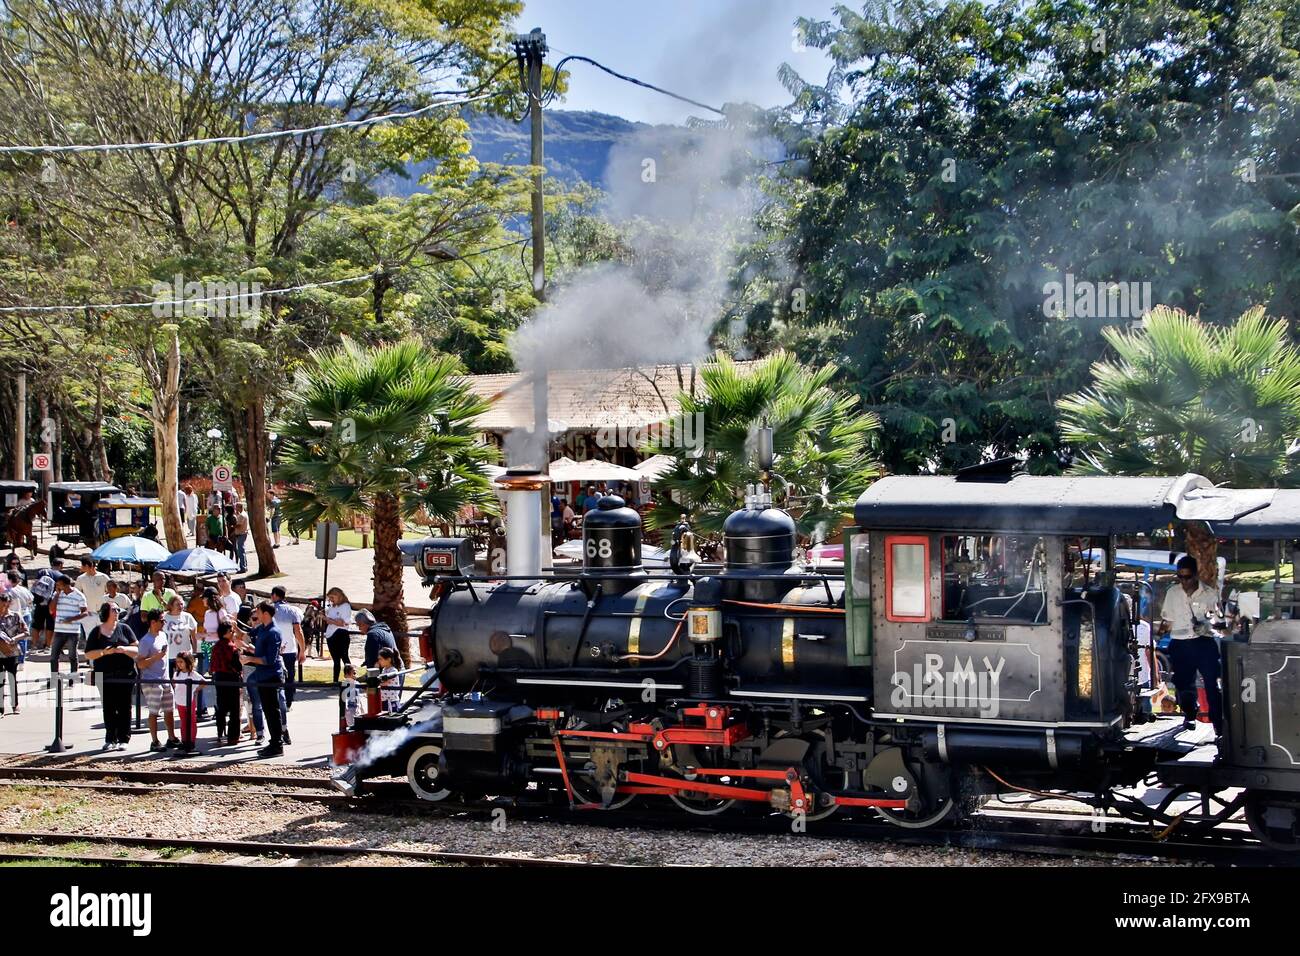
left=240, top=601, right=285, bottom=757
left=270, top=586, right=306, bottom=745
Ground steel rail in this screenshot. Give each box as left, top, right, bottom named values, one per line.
left=0, top=830, right=606, bottom=867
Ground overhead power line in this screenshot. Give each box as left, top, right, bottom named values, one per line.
left=0, top=274, right=374, bottom=314
left=0, top=91, right=496, bottom=156
left=0, top=238, right=531, bottom=315
left=544, top=54, right=727, bottom=117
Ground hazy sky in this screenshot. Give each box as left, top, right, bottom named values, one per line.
left=516, top=0, right=841, bottom=123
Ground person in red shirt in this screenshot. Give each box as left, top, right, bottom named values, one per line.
left=209, top=622, right=243, bottom=746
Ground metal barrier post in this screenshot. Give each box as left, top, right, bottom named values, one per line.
left=45, top=675, right=68, bottom=752
left=134, top=679, right=142, bottom=729
left=185, top=676, right=194, bottom=748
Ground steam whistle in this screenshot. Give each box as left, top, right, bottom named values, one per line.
left=670, top=520, right=697, bottom=576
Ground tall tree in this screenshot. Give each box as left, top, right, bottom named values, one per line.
left=274, top=338, right=498, bottom=662
left=0, top=0, right=538, bottom=573
left=752, top=0, right=1300, bottom=474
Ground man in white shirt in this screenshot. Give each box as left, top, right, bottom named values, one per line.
left=104, top=579, right=132, bottom=613
left=1159, top=555, right=1223, bottom=734
left=215, top=573, right=241, bottom=619
left=182, top=483, right=199, bottom=537
left=270, top=586, right=307, bottom=744
left=75, top=557, right=109, bottom=640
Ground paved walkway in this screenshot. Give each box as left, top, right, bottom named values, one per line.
left=0, top=670, right=341, bottom=769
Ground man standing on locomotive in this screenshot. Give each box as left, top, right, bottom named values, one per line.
left=1159, top=555, right=1224, bottom=735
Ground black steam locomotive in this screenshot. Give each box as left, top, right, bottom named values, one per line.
left=336, top=467, right=1300, bottom=850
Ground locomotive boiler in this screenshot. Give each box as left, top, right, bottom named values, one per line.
left=337, top=464, right=1300, bottom=849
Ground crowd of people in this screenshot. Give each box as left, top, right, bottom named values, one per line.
left=0, top=558, right=405, bottom=759
left=549, top=481, right=643, bottom=545
left=175, top=482, right=298, bottom=574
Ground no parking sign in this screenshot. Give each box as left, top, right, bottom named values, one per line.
left=32, top=453, right=51, bottom=472
left=212, top=465, right=233, bottom=492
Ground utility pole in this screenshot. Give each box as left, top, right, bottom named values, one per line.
left=514, top=27, right=547, bottom=303
left=514, top=28, right=552, bottom=570
left=13, top=372, right=25, bottom=480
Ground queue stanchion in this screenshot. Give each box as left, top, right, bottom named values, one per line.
left=45, top=672, right=70, bottom=753
left=184, top=675, right=194, bottom=750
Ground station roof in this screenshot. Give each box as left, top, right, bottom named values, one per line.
left=462, top=363, right=758, bottom=433
left=1210, top=489, right=1300, bottom=540
left=853, top=473, right=1272, bottom=535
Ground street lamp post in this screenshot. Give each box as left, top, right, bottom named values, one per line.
left=206, top=427, right=223, bottom=465
left=206, top=427, right=224, bottom=537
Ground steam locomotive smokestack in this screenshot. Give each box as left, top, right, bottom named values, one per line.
left=496, top=470, right=547, bottom=583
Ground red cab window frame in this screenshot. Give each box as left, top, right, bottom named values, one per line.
left=885, top=534, right=931, bottom=623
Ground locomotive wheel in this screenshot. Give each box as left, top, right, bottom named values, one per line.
left=669, top=793, right=737, bottom=816
left=406, top=744, right=453, bottom=802
left=667, top=746, right=736, bottom=815
left=568, top=773, right=638, bottom=810
left=771, top=730, right=839, bottom=821
left=1244, top=791, right=1300, bottom=852
left=875, top=797, right=957, bottom=829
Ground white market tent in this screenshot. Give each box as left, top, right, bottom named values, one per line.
left=633, top=454, right=675, bottom=480
left=547, top=458, right=641, bottom=483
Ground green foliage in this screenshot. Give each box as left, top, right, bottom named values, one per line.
left=753, top=0, right=1300, bottom=475
left=1057, top=306, right=1300, bottom=484
left=647, top=351, right=881, bottom=538
left=274, top=338, right=500, bottom=529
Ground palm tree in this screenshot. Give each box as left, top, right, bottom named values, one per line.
left=647, top=351, right=881, bottom=541
left=275, top=338, right=498, bottom=663
left=1057, top=305, right=1300, bottom=582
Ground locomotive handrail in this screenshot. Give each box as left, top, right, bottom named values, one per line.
left=432, top=570, right=846, bottom=584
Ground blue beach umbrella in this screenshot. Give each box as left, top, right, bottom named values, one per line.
left=90, top=535, right=172, bottom=564
left=156, top=546, right=239, bottom=574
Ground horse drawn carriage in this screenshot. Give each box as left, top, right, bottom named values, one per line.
left=47, top=481, right=161, bottom=556
left=0, top=479, right=42, bottom=555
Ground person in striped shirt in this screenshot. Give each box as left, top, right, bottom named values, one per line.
left=50, top=575, right=88, bottom=673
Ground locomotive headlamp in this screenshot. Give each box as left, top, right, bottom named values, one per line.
left=403, top=537, right=476, bottom=582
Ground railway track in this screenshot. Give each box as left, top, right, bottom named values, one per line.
left=0, top=830, right=603, bottom=867
left=1, top=764, right=1284, bottom=865
left=0, top=765, right=411, bottom=803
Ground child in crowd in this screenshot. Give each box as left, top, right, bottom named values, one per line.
left=377, top=648, right=400, bottom=714
left=171, top=651, right=209, bottom=753
left=0, top=593, right=24, bottom=714
left=341, top=663, right=362, bottom=728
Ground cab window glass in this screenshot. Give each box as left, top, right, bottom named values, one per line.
left=886, top=536, right=929, bottom=621
left=941, top=534, right=1048, bottom=624
left=851, top=536, right=871, bottom=601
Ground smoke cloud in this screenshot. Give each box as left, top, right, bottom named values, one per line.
left=505, top=117, right=780, bottom=468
